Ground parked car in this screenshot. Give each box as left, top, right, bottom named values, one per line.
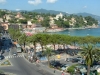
left=71, top=58, right=79, bottom=63
left=61, top=64, right=70, bottom=71
left=76, top=56, right=83, bottom=60
left=0, top=55, right=4, bottom=60
left=66, top=58, right=73, bottom=62
left=50, top=60, right=62, bottom=68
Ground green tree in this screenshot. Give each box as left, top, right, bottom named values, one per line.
left=27, top=35, right=38, bottom=59
left=81, top=44, right=100, bottom=75
left=35, top=34, right=49, bottom=51
left=43, top=47, right=53, bottom=66
left=18, top=33, right=27, bottom=48
left=49, top=34, right=60, bottom=50
left=8, top=28, right=21, bottom=40
left=41, top=17, right=50, bottom=27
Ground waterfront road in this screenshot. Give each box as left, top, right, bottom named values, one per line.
left=0, top=57, right=53, bottom=75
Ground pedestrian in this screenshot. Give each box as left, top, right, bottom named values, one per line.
left=61, top=71, right=64, bottom=75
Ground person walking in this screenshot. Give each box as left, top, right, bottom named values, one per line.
left=54, top=68, right=56, bottom=73
left=61, top=71, right=64, bottom=75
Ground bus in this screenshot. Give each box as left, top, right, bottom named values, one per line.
left=15, top=43, right=22, bottom=53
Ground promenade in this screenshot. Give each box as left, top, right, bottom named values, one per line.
left=36, top=62, right=70, bottom=75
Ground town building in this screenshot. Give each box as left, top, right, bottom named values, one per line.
left=55, top=13, right=63, bottom=20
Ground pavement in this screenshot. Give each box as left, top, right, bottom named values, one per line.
left=36, top=62, right=70, bottom=75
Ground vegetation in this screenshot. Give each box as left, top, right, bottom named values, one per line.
left=0, top=9, right=98, bottom=28
left=67, top=64, right=77, bottom=74
left=81, top=44, right=100, bottom=75
left=43, top=47, right=53, bottom=66
left=1, top=60, right=11, bottom=66
left=7, top=28, right=100, bottom=75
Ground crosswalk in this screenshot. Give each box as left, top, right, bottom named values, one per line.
left=5, top=55, right=24, bottom=59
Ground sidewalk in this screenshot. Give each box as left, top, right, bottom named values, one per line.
left=37, top=62, right=70, bottom=75
left=24, top=55, right=70, bottom=75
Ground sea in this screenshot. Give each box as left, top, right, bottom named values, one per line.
left=49, top=25, right=100, bottom=37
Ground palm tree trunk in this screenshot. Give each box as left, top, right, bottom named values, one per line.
left=41, top=44, right=43, bottom=51
left=63, top=44, right=65, bottom=50
left=87, top=65, right=90, bottom=75
left=24, top=41, right=25, bottom=48
left=53, top=44, right=55, bottom=50
left=33, top=42, right=36, bottom=60
left=74, top=42, right=76, bottom=46
left=47, top=55, right=50, bottom=66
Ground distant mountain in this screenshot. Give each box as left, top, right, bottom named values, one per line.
left=76, top=12, right=100, bottom=21
left=31, top=9, right=69, bottom=15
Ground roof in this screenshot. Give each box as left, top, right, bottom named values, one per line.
left=16, top=44, right=21, bottom=47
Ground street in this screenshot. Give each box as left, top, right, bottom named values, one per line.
left=0, top=51, right=54, bottom=75
left=0, top=33, right=54, bottom=75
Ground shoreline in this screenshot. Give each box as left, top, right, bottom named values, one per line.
left=46, top=26, right=99, bottom=33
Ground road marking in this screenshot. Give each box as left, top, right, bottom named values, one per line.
left=5, top=55, right=24, bottom=59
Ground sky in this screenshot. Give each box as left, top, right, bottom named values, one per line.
left=0, top=0, right=100, bottom=16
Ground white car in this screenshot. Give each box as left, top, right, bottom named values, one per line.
left=61, top=64, right=70, bottom=71
left=13, top=52, right=17, bottom=56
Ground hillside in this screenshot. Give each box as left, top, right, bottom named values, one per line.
left=31, top=9, right=100, bottom=21
left=76, top=12, right=100, bottom=21
left=31, top=9, right=69, bottom=15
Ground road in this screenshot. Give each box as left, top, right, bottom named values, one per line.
left=0, top=33, right=54, bottom=75
left=0, top=55, right=55, bottom=75
left=0, top=47, right=54, bottom=75
left=0, top=57, right=43, bottom=75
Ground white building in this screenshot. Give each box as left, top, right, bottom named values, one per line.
left=27, top=21, right=32, bottom=25
left=55, top=13, right=63, bottom=20
left=83, top=18, right=87, bottom=23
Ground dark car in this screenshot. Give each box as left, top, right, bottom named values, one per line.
left=50, top=60, right=62, bottom=68
left=55, top=49, right=65, bottom=54
left=0, top=55, right=5, bottom=60
left=71, top=58, right=79, bottom=63
left=66, top=58, right=73, bottom=62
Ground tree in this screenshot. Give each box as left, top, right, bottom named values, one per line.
left=35, top=34, right=49, bottom=51
left=8, top=28, right=21, bottom=40
left=59, top=35, right=71, bottom=50
left=80, top=44, right=100, bottom=75
left=49, top=34, right=60, bottom=50
left=43, top=47, right=53, bottom=66
left=27, top=35, right=38, bottom=59
left=18, top=33, right=27, bottom=48
left=41, top=17, right=50, bottom=27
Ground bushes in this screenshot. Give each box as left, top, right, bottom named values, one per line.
left=0, top=70, right=4, bottom=74
left=67, top=64, right=77, bottom=74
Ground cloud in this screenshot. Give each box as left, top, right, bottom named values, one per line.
left=0, top=0, right=6, bottom=4
left=47, top=0, right=57, bottom=3
left=16, top=9, right=21, bottom=11
left=28, top=0, right=42, bottom=5
left=83, top=6, right=87, bottom=8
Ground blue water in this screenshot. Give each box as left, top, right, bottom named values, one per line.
left=50, top=28, right=100, bottom=37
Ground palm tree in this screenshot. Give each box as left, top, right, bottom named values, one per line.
left=80, top=44, right=100, bottom=75
left=43, top=47, right=53, bottom=66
